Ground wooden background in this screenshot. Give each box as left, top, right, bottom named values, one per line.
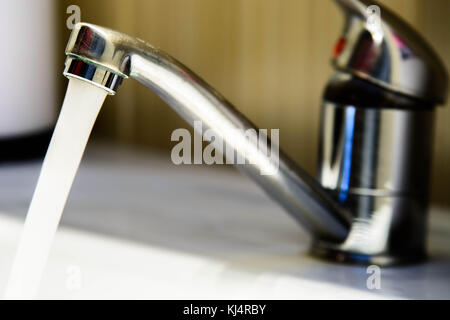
left=58, top=0, right=450, bottom=206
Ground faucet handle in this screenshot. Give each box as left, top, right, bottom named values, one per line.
left=333, top=0, right=448, bottom=105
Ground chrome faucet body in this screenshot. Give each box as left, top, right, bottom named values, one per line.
left=63, top=0, right=447, bottom=265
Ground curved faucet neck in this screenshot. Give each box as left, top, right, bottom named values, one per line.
left=63, top=23, right=351, bottom=242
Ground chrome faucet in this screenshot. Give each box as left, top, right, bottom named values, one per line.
left=63, top=0, right=447, bottom=265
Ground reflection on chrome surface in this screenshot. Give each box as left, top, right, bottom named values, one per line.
left=62, top=0, right=447, bottom=265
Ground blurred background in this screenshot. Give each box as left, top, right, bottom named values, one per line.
left=2, top=0, right=450, bottom=206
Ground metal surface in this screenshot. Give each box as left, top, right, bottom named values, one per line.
left=312, top=194, right=428, bottom=265
left=317, top=103, right=435, bottom=197
left=316, top=103, right=434, bottom=263
left=61, top=0, right=448, bottom=265
left=63, top=57, right=123, bottom=95
left=334, top=0, right=448, bottom=104
left=63, top=22, right=351, bottom=242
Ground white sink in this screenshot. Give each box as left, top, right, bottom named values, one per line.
left=1, top=145, right=449, bottom=299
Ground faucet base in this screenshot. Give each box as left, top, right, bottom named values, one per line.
left=310, top=240, right=426, bottom=266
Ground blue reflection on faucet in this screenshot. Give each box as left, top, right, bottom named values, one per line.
left=339, top=106, right=356, bottom=203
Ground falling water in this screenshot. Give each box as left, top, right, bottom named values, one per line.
left=5, top=78, right=108, bottom=299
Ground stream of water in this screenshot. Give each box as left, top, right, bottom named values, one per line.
left=5, top=78, right=108, bottom=299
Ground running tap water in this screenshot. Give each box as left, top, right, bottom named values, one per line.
left=6, top=0, right=449, bottom=299
left=5, top=79, right=108, bottom=299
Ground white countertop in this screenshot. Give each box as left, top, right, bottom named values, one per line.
left=0, top=144, right=449, bottom=299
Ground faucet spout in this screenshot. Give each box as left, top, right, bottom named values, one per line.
left=63, top=23, right=351, bottom=242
